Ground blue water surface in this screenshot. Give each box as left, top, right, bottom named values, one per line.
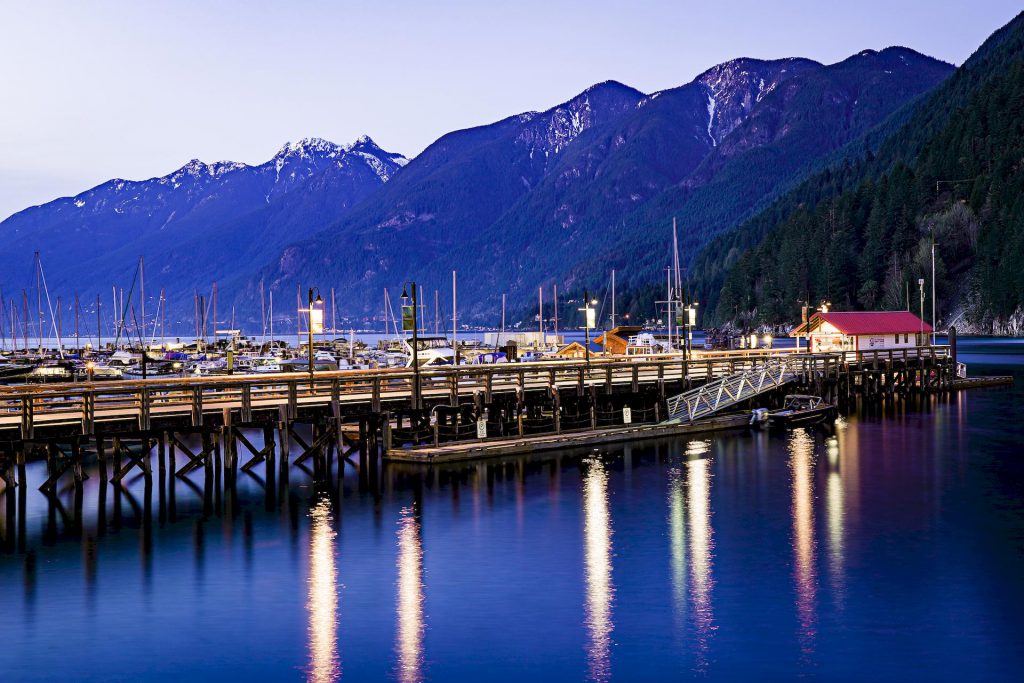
left=2, top=337, right=1022, bottom=682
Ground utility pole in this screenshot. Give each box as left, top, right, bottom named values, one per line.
left=918, top=278, right=925, bottom=344
left=931, top=237, right=937, bottom=345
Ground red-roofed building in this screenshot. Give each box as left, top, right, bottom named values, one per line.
left=789, top=311, right=932, bottom=353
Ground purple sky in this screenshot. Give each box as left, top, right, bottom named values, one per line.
left=0, top=0, right=1020, bottom=220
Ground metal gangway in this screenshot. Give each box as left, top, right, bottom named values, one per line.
left=664, top=357, right=796, bottom=423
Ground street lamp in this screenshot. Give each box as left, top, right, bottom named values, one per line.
left=308, top=287, right=323, bottom=375
left=686, top=301, right=699, bottom=355
left=579, top=290, right=597, bottom=365
left=401, top=283, right=421, bottom=410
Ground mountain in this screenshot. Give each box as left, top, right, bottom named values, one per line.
left=0, top=46, right=954, bottom=331
left=255, top=49, right=951, bottom=323
left=0, top=136, right=406, bottom=323
left=698, top=11, right=1024, bottom=334
left=257, top=81, right=647, bottom=306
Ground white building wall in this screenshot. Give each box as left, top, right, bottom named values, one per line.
left=856, top=333, right=918, bottom=350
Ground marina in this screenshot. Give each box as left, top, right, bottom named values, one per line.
left=2, top=337, right=1020, bottom=682
left=5, top=5, right=1024, bottom=679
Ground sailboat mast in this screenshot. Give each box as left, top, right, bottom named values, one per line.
left=13, top=299, right=20, bottom=353
left=553, top=285, right=558, bottom=340
left=269, top=290, right=274, bottom=343
left=22, top=290, right=29, bottom=352
left=74, top=294, right=80, bottom=351
left=331, top=287, right=336, bottom=336
left=501, top=293, right=506, bottom=343
left=539, top=286, right=544, bottom=346
left=212, top=281, right=218, bottom=346
left=672, top=218, right=682, bottom=350
left=418, top=285, right=425, bottom=334
left=611, top=270, right=616, bottom=329
left=139, top=256, right=145, bottom=340
left=666, top=268, right=673, bottom=349
left=434, top=290, right=439, bottom=335
left=35, top=252, right=43, bottom=355
left=452, top=271, right=458, bottom=363
left=260, top=279, right=266, bottom=341
left=96, top=294, right=102, bottom=351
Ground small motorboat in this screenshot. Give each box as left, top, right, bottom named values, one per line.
left=767, top=395, right=837, bottom=428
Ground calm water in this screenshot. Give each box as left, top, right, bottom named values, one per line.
left=2, top=339, right=1023, bottom=682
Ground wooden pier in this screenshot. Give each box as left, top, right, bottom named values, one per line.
left=0, top=345, right=975, bottom=481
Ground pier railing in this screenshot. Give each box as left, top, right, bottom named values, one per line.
left=0, top=346, right=950, bottom=436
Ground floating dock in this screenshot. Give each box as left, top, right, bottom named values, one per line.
left=385, top=413, right=752, bottom=463
left=950, top=375, right=1014, bottom=389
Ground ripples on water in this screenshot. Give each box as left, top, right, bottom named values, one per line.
left=2, top=339, right=1024, bottom=682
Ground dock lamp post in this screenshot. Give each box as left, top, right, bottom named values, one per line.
left=307, top=287, right=324, bottom=376
left=579, top=290, right=598, bottom=365
left=686, top=301, right=699, bottom=356
left=401, top=283, right=421, bottom=411
left=918, top=278, right=925, bottom=344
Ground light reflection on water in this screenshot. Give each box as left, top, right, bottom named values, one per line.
left=582, top=458, right=614, bottom=683
left=687, top=450, right=715, bottom=671
left=668, top=466, right=686, bottom=631
left=307, top=497, right=339, bottom=683
left=789, top=428, right=817, bottom=661
left=396, top=505, right=425, bottom=683
left=825, top=435, right=845, bottom=606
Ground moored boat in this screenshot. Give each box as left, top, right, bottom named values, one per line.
left=766, top=395, right=837, bottom=427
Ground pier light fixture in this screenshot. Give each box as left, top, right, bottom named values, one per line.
left=579, top=290, right=598, bottom=365
left=308, top=287, right=324, bottom=376
left=401, top=281, right=421, bottom=410
left=686, top=301, right=699, bottom=354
